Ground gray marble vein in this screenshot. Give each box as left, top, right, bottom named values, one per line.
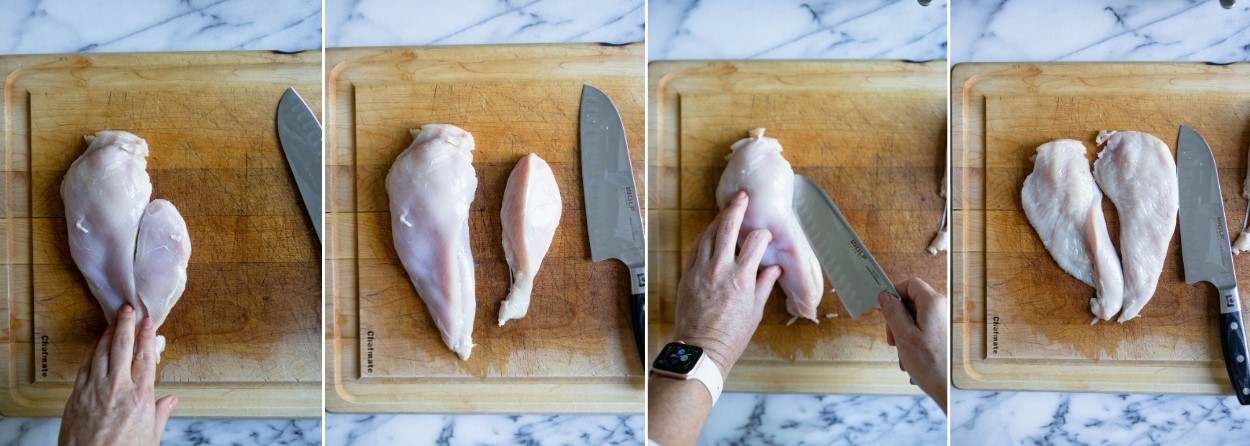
left=324, top=414, right=643, bottom=445
left=0, top=0, right=321, bottom=55
left=0, top=418, right=321, bottom=446
left=648, top=0, right=947, bottom=61
left=698, top=393, right=946, bottom=446
left=951, top=390, right=1250, bottom=445
left=325, top=0, right=643, bottom=47
left=952, top=0, right=1250, bottom=64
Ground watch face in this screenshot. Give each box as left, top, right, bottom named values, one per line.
left=653, top=342, right=703, bottom=374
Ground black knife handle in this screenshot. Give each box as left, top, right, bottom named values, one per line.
left=631, top=292, right=645, bottom=366
left=1218, top=287, right=1250, bottom=405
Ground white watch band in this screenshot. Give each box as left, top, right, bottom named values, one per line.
left=690, top=357, right=724, bottom=405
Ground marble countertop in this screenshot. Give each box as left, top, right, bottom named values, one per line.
left=323, top=1, right=646, bottom=445
left=952, top=1, right=1250, bottom=445
left=325, top=0, right=643, bottom=47
left=0, top=1, right=322, bottom=445
left=648, top=0, right=947, bottom=61
left=0, top=0, right=320, bottom=54
left=647, top=1, right=949, bottom=445
left=952, top=0, right=1250, bottom=64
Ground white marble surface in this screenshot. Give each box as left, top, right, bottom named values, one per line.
left=326, top=0, right=644, bottom=47
left=0, top=1, right=322, bottom=445
left=699, top=393, right=946, bottom=446
left=0, top=0, right=321, bottom=55
left=648, top=0, right=947, bottom=61
left=952, top=1, right=1250, bottom=445
left=951, top=390, right=1250, bottom=445
left=325, top=414, right=642, bottom=445
left=952, top=0, right=1250, bottom=64
left=647, top=1, right=950, bottom=445
left=322, top=1, right=645, bottom=445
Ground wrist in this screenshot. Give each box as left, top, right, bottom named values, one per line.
left=670, top=334, right=734, bottom=380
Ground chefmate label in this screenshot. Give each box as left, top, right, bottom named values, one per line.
left=365, top=330, right=376, bottom=374
left=990, top=316, right=1001, bottom=355
left=39, top=334, right=49, bottom=378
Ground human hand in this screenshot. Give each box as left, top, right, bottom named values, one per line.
left=673, top=191, right=782, bottom=378
left=879, top=278, right=949, bottom=413
left=59, top=304, right=178, bottom=446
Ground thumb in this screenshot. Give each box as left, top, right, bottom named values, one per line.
left=754, top=265, right=782, bottom=307
left=153, top=395, right=178, bottom=438
left=879, top=293, right=920, bottom=341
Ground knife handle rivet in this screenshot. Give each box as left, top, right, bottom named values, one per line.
left=1233, top=322, right=1241, bottom=330
left=1243, top=388, right=1249, bottom=395
left=1238, top=355, right=1245, bottom=363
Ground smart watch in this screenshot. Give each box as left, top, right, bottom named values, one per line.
left=650, top=341, right=724, bottom=405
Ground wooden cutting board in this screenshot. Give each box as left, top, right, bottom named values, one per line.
left=649, top=61, right=946, bottom=395
left=954, top=63, right=1250, bottom=393
left=0, top=52, right=322, bottom=417
left=325, top=44, right=644, bottom=413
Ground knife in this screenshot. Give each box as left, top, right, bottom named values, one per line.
left=1177, top=125, right=1250, bottom=405
left=579, top=85, right=646, bottom=365
left=792, top=175, right=899, bottom=319
left=276, top=87, right=324, bottom=242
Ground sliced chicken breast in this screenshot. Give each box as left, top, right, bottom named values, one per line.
left=1234, top=142, right=1250, bottom=255
left=134, top=199, right=191, bottom=353
left=61, top=131, right=153, bottom=324
left=716, top=128, right=824, bottom=323
left=498, top=154, right=561, bottom=326
left=1093, top=130, right=1179, bottom=323
left=386, top=124, right=478, bottom=360
left=1022, top=139, right=1124, bottom=321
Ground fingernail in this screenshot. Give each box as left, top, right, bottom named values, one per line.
left=171, top=396, right=179, bottom=409
left=142, top=318, right=154, bottom=329
left=122, top=305, right=133, bottom=313
left=735, top=190, right=747, bottom=201
left=878, top=293, right=890, bottom=306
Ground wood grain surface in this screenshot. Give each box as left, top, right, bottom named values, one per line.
left=649, top=61, right=946, bottom=395
left=954, top=62, right=1250, bottom=394
left=0, top=51, right=322, bottom=417
left=326, top=44, right=645, bottom=413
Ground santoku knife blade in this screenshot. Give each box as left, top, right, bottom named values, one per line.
left=579, top=85, right=645, bottom=365
left=276, top=87, right=323, bottom=242
left=792, top=175, right=898, bottom=319
left=1177, top=124, right=1250, bottom=405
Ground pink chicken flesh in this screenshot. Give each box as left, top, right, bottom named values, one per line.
left=498, top=153, right=562, bottom=326
left=61, top=131, right=191, bottom=357
left=1021, top=139, right=1124, bottom=321
left=386, top=124, right=478, bottom=360
left=1093, top=130, right=1178, bottom=323
left=716, top=128, right=824, bottom=323
left=134, top=199, right=192, bottom=352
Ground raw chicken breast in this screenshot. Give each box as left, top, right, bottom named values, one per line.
left=1233, top=142, right=1250, bottom=255
left=135, top=199, right=191, bottom=352
left=1093, top=130, right=1179, bottom=323
left=387, top=124, right=478, bottom=360
left=62, top=131, right=192, bottom=358
left=498, top=154, right=561, bottom=326
left=1021, top=140, right=1124, bottom=321
left=716, top=128, right=824, bottom=323
left=61, top=131, right=153, bottom=324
